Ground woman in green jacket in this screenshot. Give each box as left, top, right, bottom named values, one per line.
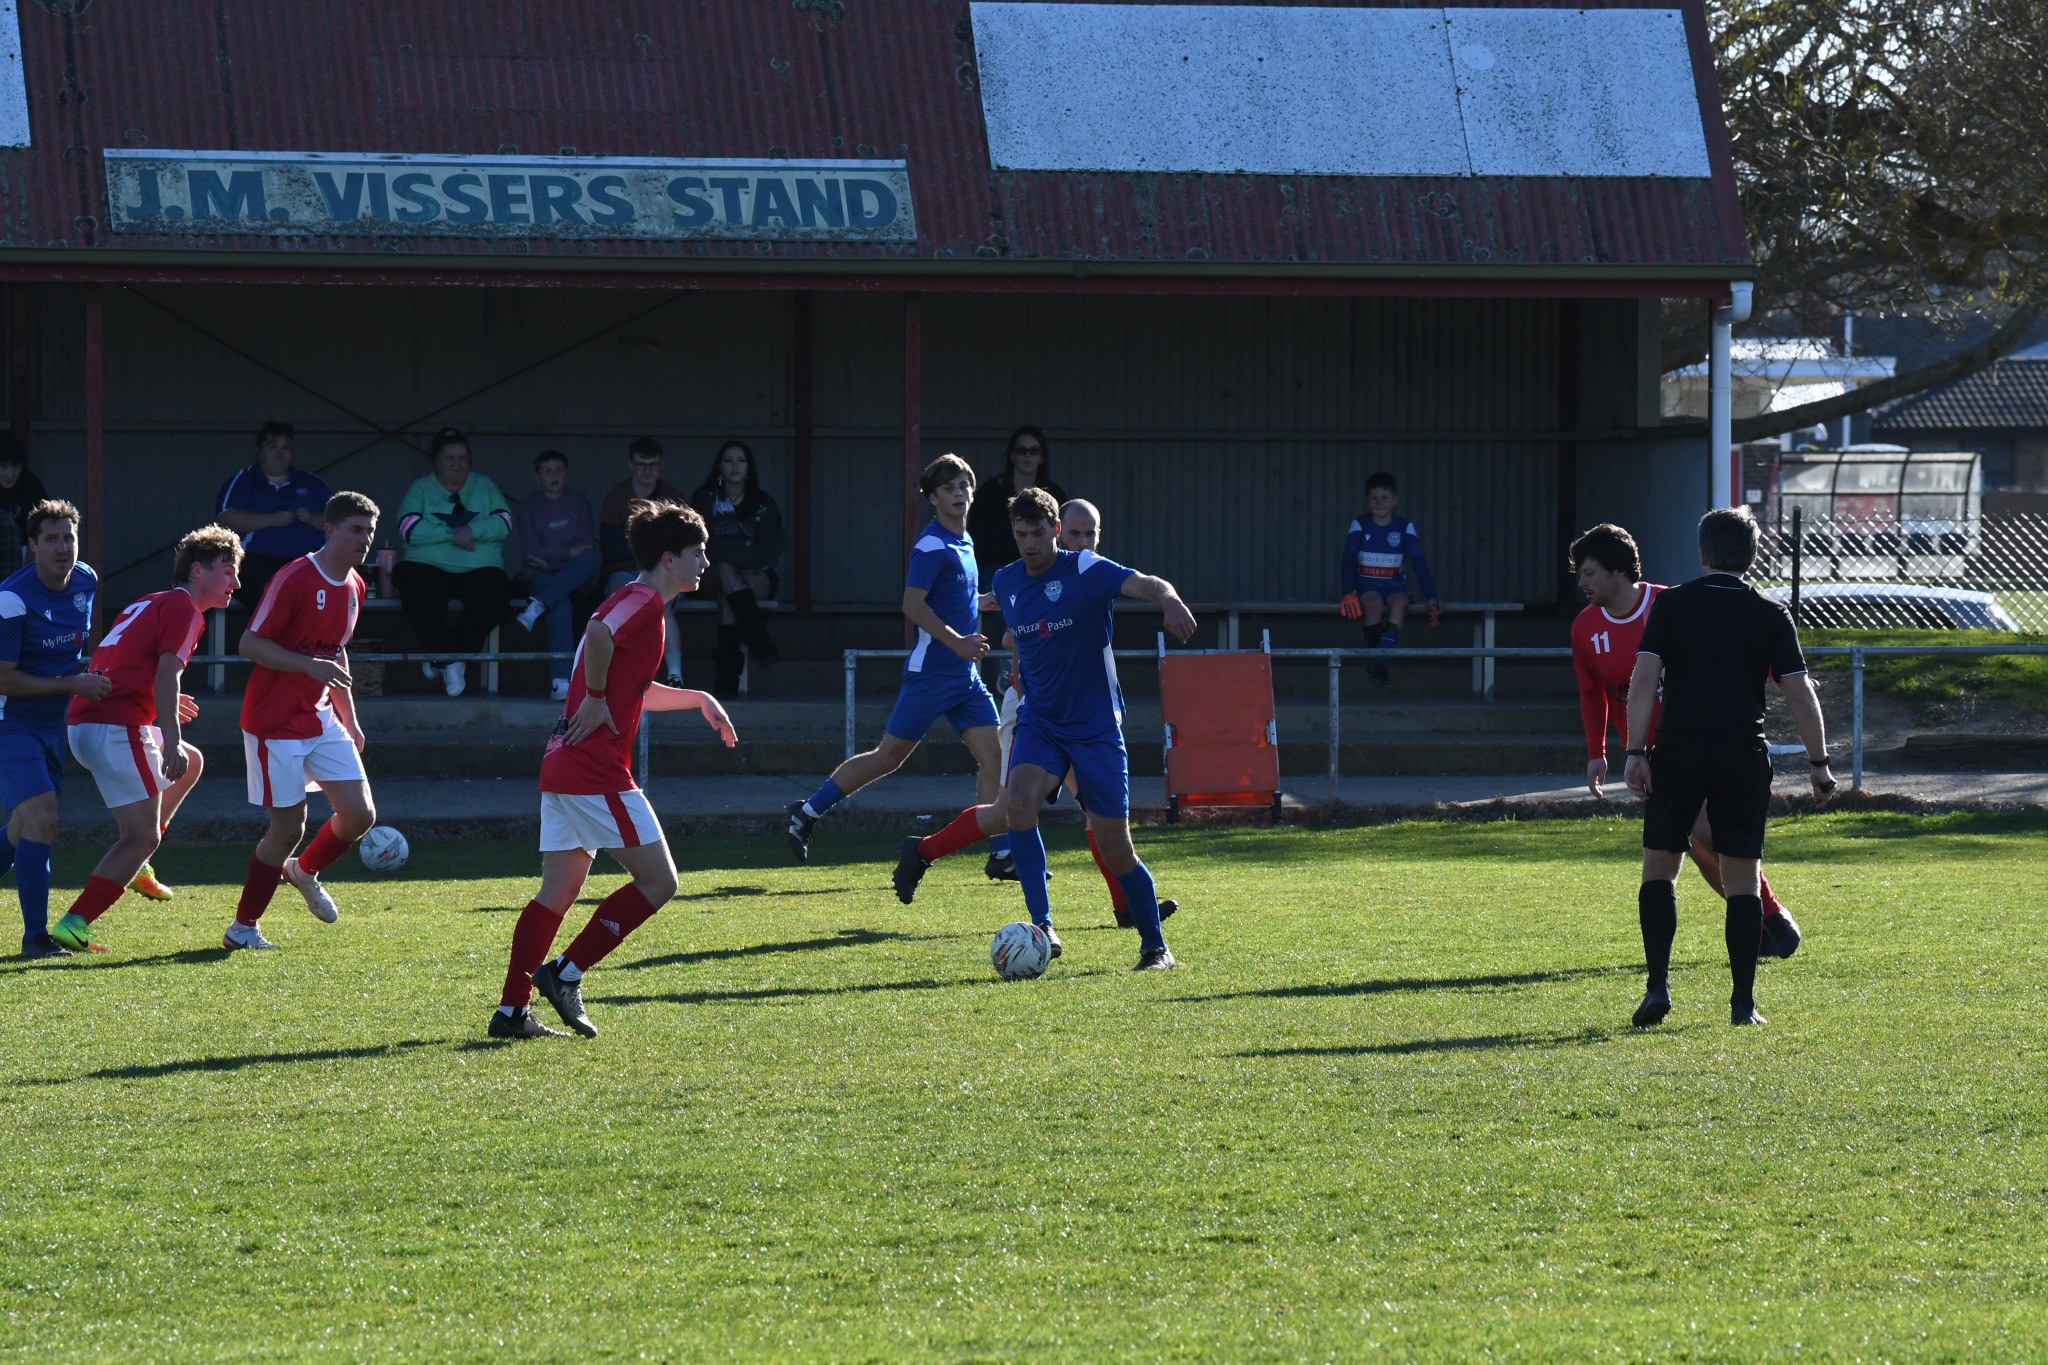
left=394, top=427, right=516, bottom=697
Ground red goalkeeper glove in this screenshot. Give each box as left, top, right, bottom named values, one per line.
left=1428, top=603, right=1441, bottom=628
left=1339, top=592, right=1363, bottom=620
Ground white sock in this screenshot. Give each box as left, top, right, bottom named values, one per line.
left=558, top=959, right=583, bottom=982
left=496, top=1005, right=516, bottom=1016
left=801, top=801, right=821, bottom=819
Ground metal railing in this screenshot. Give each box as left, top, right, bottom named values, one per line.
left=841, top=642, right=2048, bottom=802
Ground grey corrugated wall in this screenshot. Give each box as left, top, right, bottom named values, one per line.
left=11, top=284, right=1695, bottom=609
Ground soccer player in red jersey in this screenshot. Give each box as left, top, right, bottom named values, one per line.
left=893, top=498, right=1177, bottom=930
left=49, top=526, right=243, bottom=951
left=494, top=500, right=737, bottom=1040
left=226, top=491, right=380, bottom=950
left=1570, top=524, right=1800, bottom=959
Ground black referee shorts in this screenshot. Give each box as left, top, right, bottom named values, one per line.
left=1642, top=734, right=1773, bottom=860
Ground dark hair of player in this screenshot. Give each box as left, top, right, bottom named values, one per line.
left=254, top=420, right=294, bottom=449
left=920, top=453, right=976, bottom=497
left=534, top=448, right=569, bottom=471
left=629, top=436, right=665, bottom=462
left=428, top=427, right=468, bottom=458
left=694, top=440, right=762, bottom=506
left=1004, top=425, right=1051, bottom=483
left=325, top=490, right=380, bottom=525
left=0, top=429, right=24, bottom=469
left=25, top=498, right=79, bottom=542
left=173, top=524, right=244, bottom=585
left=626, top=499, right=706, bottom=570
left=1008, top=486, right=1059, bottom=527
left=1699, top=506, right=1760, bottom=573
left=1365, top=471, right=1397, bottom=495
left=1569, top=523, right=1642, bottom=581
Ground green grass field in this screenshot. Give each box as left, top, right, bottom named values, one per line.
left=5, top=815, right=2046, bottom=1361
left=1804, top=629, right=2048, bottom=717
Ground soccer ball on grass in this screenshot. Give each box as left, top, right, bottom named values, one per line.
left=358, top=825, right=410, bottom=873
left=990, top=921, right=1052, bottom=980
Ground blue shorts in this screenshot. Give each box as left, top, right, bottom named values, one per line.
left=1009, top=718, right=1130, bottom=819
left=885, top=669, right=1000, bottom=742
left=0, top=720, right=66, bottom=807
left=1355, top=577, right=1410, bottom=600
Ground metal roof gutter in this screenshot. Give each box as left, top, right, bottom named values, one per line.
left=0, top=249, right=1739, bottom=298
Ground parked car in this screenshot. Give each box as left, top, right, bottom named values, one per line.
left=1761, top=583, right=2018, bottom=631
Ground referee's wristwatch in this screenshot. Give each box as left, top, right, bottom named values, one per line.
left=1624, top=747, right=1648, bottom=758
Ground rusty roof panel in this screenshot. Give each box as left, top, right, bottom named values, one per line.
left=0, top=0, right=1749, bottom=272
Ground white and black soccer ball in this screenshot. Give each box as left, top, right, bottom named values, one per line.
left=358, top=825, right=410, bottom=873
left=990, top=921, right=1052, bottom=980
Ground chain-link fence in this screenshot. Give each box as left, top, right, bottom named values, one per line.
left=1743, top=510, right=2048, bottom=631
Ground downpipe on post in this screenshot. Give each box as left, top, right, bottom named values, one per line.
left=1710, top=281, right=1754, bottom=510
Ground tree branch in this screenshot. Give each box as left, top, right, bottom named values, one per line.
left=1730, top=298, right=2048, bottom=441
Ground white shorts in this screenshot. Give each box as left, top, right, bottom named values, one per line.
left=243, top=710, right=367, bottom=807
left=998, top=684, right=1021, bottom=783
left=69, top=723, right=170, bottom=809
left=539, top=789, right=665, bottom=855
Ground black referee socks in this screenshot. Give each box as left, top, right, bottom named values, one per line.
left=1725, top=893, right=1763, bottom=1010
left=1638, top=880, right=1677, bottom=988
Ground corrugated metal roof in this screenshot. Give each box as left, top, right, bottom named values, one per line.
left=1872, top=357, right=2048, bottom=433
left=0, top=0, right=1749, bottom=274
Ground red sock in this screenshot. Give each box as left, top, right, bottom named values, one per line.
left=560, top=883, right=660, bottom=974
left=1759, top=874, right=1785, bottom=919
left=236, top=854, right=284, bottom=925
left=297, top=819, right=355, bottom=876
left=70, top=875, right=125, bottom=925
left=1087, top=829, right=1128, bottom=911
left=918, top=806, right=989, bottom=863
left=502, top=899, right=566, bottom=1008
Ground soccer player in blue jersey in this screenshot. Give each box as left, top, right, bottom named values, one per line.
left=0, top=500, right=112, bottom=958
left=784, top=454, right=1006, bottom=861
left=1339, top=471, right=1440, bottom=686
left=994, top=487, right=1196, bottom=969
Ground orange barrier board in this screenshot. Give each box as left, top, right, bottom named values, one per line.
left=1159, top=651, right=1281, bottom=823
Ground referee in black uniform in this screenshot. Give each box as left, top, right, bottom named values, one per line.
left=1622, top=507, right=1836, bottom=1027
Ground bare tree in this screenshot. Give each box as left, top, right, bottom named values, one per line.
left=1701, top=0, right=2048, bottom=439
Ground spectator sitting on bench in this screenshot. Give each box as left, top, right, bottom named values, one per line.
left=690, top=439, right=784, bottom=698
left=394, top=427, right=515, bottom=698
left=215, top=421, right=332, bottom=606
left=601, top=436, right=688, bottom=682
left=513, top=449, right=600, bottom=702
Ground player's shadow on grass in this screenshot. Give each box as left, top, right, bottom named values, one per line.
left=616, top=927, right=936, bottom=972
left=17, top=1038, right=445, bottom=1086
left=603, top=971, right=1098, bottom=1008
left=1242, top=1025, right=1637, bottom=1057
left=1172, top=964, right=1626, bottom=1004
left=0, top=947, right=234, bottom=974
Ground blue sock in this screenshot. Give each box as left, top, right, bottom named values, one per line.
left=1010, top=826, right=1052, bottom=926
left=17, top=838, right=51, bottom=942
left=1117, top=860, right=1165, bottom=953
left=988, top=831, right=1012, bottom=858
left=804, top=778, right=846, bottom=818
left=0, top=830, right=16, bottom=882
left=1378, top=624, right=1400, bottom=651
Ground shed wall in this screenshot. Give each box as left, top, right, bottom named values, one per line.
left=7, top=284, right=1697, bottom=609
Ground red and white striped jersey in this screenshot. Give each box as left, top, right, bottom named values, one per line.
left=239, top=555, right=364, bottom=741
left=539, top=579, right=668, bottom=795
left=68, top=588, right=206, bottom=727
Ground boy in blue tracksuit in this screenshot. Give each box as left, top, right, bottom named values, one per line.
left=0, top=500, right=110, bottom=957
left=1339, top=471, right=1440, bottom=686
left=783, top=454, right=1005, bottom=862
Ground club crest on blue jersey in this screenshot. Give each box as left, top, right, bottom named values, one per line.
left=1387, top=531, right=1401, bottom=547
left=1045, top=579, right=1063, bottom=602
